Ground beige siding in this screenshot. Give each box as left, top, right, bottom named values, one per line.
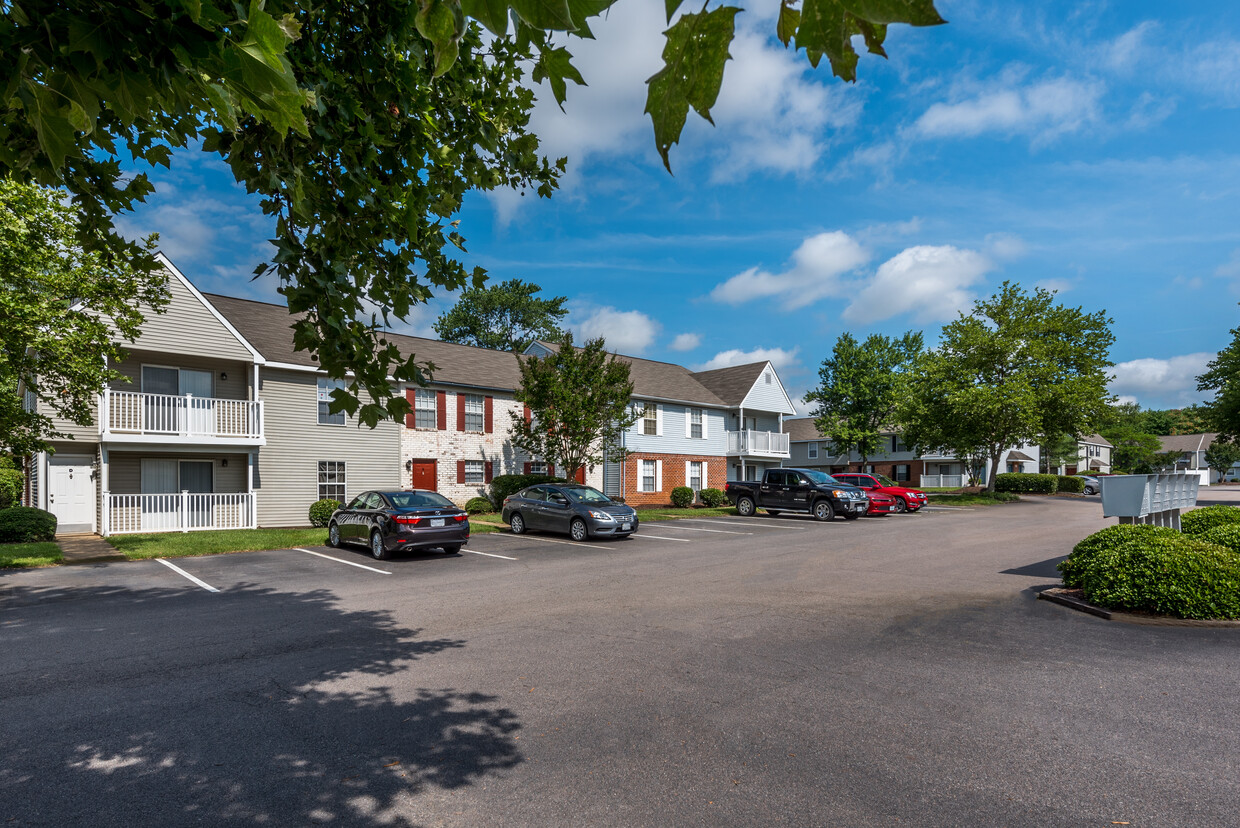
left=126, top=269, right=254, bottom=361
left=256, top=368, right=401, bottom=526
left=107, top=452, right=248, bottom=494
left=40, top=401, right=99, bottom=444
left=109, top=352, right=253, bottom=400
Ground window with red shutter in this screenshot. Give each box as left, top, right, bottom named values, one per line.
left=485, top=461, right=493, bottom=483
left=404, top=388, right=416, bottom=429
left=436, top=391, right=447, bottom=430
left=456, top=394, right=466, bottom=431
left=456, top=460, right=466, bottom=483
left=484, top=396, right=493, bottom=433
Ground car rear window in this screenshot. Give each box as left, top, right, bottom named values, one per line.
left=389, top=491, right=455, bottom=509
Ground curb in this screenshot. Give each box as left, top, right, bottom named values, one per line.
left=1038, top=588, right=1240, bottom=627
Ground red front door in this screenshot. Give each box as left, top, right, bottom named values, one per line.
left=411, top=459, right=437, bottom=491
left=574, top=467, right=586, bottom=484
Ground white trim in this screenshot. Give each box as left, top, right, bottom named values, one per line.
left=737, top=361, right=798, bottom=415
left=684, top=410, right=691, bottom=439
left=154, top=253, right=265, bottom=364
left=702, top=410, right=709, bottom=439
left=655, top=460, right=662, bottom=492
left=656, top=404, right=664, bottom=437
left=685, top=460, right=690, bottom=488
left=702, top=461, right=708, bottom=489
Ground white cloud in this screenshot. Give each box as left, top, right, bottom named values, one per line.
left=1109, top=353, right=1214, bottom=409
left=1217, top=249, right=1240, bottom=279
left=1036, top=278, right=1074, bottom=294
left=694, top=346, right=800, bottom=373
left=985, top=232, right=1028, bottom=261
left=843, top=245, right=992, bottom=325
left=710, top=231, right=870, bottom=310
left=572, top=306, right=660, bottom=354
left=669, top=332, right=701, bottom=352
left=914, top=75, right=1102, bottom=143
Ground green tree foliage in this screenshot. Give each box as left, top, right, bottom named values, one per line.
left=0, top=179, right=167, bottom=456
left=899, top=282, right=1115, bottom=491
left=805, top=331, right=922, bottom=466
left=1142, top=406, right=1209, bottom=436
left=2, top=0, right=946, bottom=426
left=1205, top=441, right=1240, bottom=480
left=1098, top=402, right=1162, bottom=473
left=1199, top=320, right=1240, bottom=442
left=433, top=279, right=568, bottom=352
left=1039, top=432, right=1079, bottom=473
left=508, top=333, right=638, bottom=481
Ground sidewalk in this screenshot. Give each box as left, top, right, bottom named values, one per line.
left=56, top=533, right=126, bottom=565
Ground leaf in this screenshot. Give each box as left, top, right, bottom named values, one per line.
left=26, top=84, right=77, bottom=170
left=664, top=0, right=684, bottom=23
left=776, top=1, right=800, bottom=47
left=644, top=6, right=740, bottom=172
left=416, top=0, right=464, bottom=76
left=795, top=0, right=858, bottom=78
left=839, top=0, right=944, bottom=26
left=510, top=0, right=575, bottom=30
left=531, top=46, right=586, bottom=107
left=461, top=0, right=512, bottom=35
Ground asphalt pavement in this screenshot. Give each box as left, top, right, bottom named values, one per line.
left=2, top=494, right=1239, bottom=827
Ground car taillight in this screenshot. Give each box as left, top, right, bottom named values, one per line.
left=453, top=514, right=467, bottom=522
left=395, top=516, right=421, bottom=526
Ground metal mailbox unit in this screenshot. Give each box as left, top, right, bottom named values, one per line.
left=1099, top=472, right=1200, bottom=530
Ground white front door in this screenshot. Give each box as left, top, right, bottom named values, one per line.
left=47, top=456, right=95, bottom=534
left=180, top=370, right=214, bottom=436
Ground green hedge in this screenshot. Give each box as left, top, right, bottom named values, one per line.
left=1200, top=524, right=1240, bottom=553
left=1180, top=505, right=1240, bottom=536
left=670, top=486, right=694, bottom=508
left=1055, top=475, right=1085, bottom=493
left=464, top=497, right=493, bottom=514
left=994, top=473, right=1058, bottom=493
left=308, top=498, right=340, bottom=527
left=0, top=468, right=21, bottom=509
left=699, top=487, right=726, bottom=507
left=1058, top=524, right=1181, bottom=588
left=1077, top=535, right=1240, bottom=619
left=487, top=473, right=562, bottom=508
left=0, top=507, right=57, bottom=543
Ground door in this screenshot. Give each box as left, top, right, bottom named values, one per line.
left=521, top=486, right=548, bottom=530
left=180, top=460, right=214, bottom=528
left=573, top=467, right=586, bottom=484
left=142, top=366, right=180, bottom=432
left=47, top=456, right=95, bottom=534
left=760, top=469, right=784, bottom=508
left=180, top=369, right=214, bottom=436
left=785, top=472, right=813, bottom=509
left=141, top=458, right=179, bottom=530
left=410, top=460, right=437, bottom=491
left=540, top=487, right=573, bottom=534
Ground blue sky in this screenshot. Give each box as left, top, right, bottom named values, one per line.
left=115, top=0, right=1240, bottom=412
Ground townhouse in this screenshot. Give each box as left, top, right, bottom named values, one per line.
left=1052, top=434, right=1113, bottom=476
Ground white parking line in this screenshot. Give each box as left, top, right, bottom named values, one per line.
left=489, top=533, right=591, bottom=548
left=462, top=548, right=518, bottom=560
left=672, top=518, right=800, bottom=529
left=628, top=534, right=692, bottom=542
left=295, top=548, right=392, bottom=575
left=156, top=558, right=220, bottom=593
left=649, top=524, right=750, bottom=535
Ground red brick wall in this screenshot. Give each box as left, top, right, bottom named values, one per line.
left=621, top=452, right=727, bottom=507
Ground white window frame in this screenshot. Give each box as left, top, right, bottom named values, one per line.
left=464, top=394, right=485, bottom=433
left=414, top=388, right=437, bottom=430
left=640, top=459, right=659, bottom=492
left=687, top=407, right=705, bottom=439
left=464, top=460, right=485, bottom=484
left=529, top=461, right=548, bottom=475
left=317, top=378, right=346, bottom=426
left=686, top=460, right=704, bottom=492
left=808, top=443, right=819, bottom=459
left=318, top=460, right=346, bottom=501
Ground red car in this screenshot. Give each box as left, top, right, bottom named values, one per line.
left=833, top=473, right=928, bottom=513
left=863, top=490, right=899, bottom=516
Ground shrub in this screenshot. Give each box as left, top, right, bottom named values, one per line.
left=308, top=498, right=340, bottom=527
left=1078, top=534, right=1240, bottom=619
left=699, top=487, right=726, bottom=507
left=0, top=507, right=57, bottom=543
left=1059, top=524, right=1180, bottom=588
left=1180, top=504, right=1240, bottom=536
left=670, top=486, right=695, bottom=508
left=1200, top=523, right=1240, bottom=553
left=0, top=468, right=22, bottom=510
left=994, top=473, right=1058, bottom=494
left=1056, top=475, right=1085, bottom=494
left=487, top=473, right=561, bottom=509
left=465, top=497, right=493, bottom=515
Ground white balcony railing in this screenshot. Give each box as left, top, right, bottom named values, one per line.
left=920, top=450, right=956, bottom=460
left=104, top=492, right=256, bottom=535
left=103, top=390, right=263, bottom=442
left=727, top=429, right=790, bottom=457
left=920, top=474, right=965, bottom=489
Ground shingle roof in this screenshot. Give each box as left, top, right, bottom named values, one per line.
left=1080, top=433, right=1113, bottom=448
left=1006, top=450, right=1035, bottom=462
left=527, top=340, right=727, bottom=406
left=782, top=418, right=824, bottom=442
left=1157, top=433, right=1219, bottom=453
left=690, top=362, right=767, bottom=406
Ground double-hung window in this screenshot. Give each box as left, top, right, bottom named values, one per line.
left=688, top=461, right=703, bottom=492
left=640, top=460, right=657, bottom=492
left=317, top=378, right=346, bottom=425
left=414, top=389, right=437, bottom=429
left=529, top=461, right=548, bottom=475
left=464, top=460, right=485, bottom=483
left=463, top=394, right=484, bottom=432
left=640, top=402, right=657, bottom=436
left=318, top=461, right=346, bottom=501
left=808, top=443, right=819, bottom=459
left=689, top=408, right=703, bottom=439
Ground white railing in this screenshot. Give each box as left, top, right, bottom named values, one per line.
left=920, top=474, right=965, bottom=489
left=104, top=492, right=256, bottom=535
left=103, top=390, right=263, bottom=440
left=921, top=450, right=956, bottom=460
left=727, top=429, right=791, bottom=456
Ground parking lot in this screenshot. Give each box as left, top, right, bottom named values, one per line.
left=4, top=497, right=1240, bottom=827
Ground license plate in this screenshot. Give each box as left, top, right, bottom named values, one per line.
left=620, top=523, right=631, bottom=531
left=430, top=518, right=445, bottom=527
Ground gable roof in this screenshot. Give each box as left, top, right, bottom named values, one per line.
left=1080, top=433, right=1113, bottom=448
left=1157, top=433, right=1218, bottom=454
left=782, top=418, right=824, bottom=443
left=526, top=340, right=727, bottom=407
left=690, top=363, right=768, bottom=406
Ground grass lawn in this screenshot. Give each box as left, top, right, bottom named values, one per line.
left=0, top=542, right=62, bottom=568
left=926, top=493, right=1018, bottom=506
left=109, top=527, right=332, bottom=560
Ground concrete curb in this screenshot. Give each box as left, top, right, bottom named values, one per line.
left=1038, top=588, right=1240, bottom=627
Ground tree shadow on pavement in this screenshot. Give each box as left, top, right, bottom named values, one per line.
left=1001, top=556, right=1066, bottom=579
left=0, top=583, right=521, bottom=827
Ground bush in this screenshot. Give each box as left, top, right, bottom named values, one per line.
left=1180, top=504, right=1240, bottom=536
left=994, top=473, right=1058, bottom=494
left=465, top=497, right=493, bottom=515
left=0, top=507, right=57, bottom=543
left=1059, top=524, right=1180, bottom=588
left=1200, top=524, right=1240, bottom=553
left=1077, top=534, right=1240, bottom=619
left=0, top=468, right=22, bottom=510
left=308, top=498, right=340, bottom=527
left=487, top=473, right=561, bottom=509
left=699, top=487, right=726, bottom=507
left=1056, top=475, right=1085, bottom=493
left=670, top=486, right=695, bottom=508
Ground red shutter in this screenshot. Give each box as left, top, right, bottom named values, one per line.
left=523, top=462, right=531, bottom=474
left=457, top=394, right=466, bottom=431
left=548, top=464, right=555, bottom=477
left=484, top=396, right=493, bottom=433
left=523, top=405, right=531, bottom=425
left=436, top=391, right=446, bottom=430
left=456, top=461, right=466, bottom=483
left=404, top=388, right=416, bottom=429
left=485, top=461, right=493, bottom=483
left=575, top=467, right=585, bottom=484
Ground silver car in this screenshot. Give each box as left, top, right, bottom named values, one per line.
left=1075, top=474, right=1100, bottom=495
left=501, top=483, right=639, bottom=541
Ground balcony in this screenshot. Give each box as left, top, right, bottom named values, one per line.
left=920, top=450, right=956, bottom=460
left=727, top=429, right=790, bottom=458
left=104, top=492, right=256, bottom=535
left=101, top=390, right=264, bottom=446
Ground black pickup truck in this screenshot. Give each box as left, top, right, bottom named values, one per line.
left=725, top=468, right=869, bottom=521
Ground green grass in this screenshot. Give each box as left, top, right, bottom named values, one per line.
left=634, top=506, right=740, bottom=521
left=926, top=493, right=1017, bottom=506
left=0, top=542, right=62, bottom=568
left=109, top=527, right=333, bottom=560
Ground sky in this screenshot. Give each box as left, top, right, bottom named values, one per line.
left=114, top=0, right=1240, bottom=413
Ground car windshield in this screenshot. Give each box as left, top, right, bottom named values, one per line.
left=388, top=491, right=455, bottom=509
left=563, top=486, right=611, bottom=504
left=802, top=470, right=836, bottom=485
left=874, top=474, right=899, bottom=487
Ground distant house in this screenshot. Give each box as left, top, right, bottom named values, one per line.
left=1157, top=433, right=1219, bottom=482
left=1050, top=434, right=1113, bottom=475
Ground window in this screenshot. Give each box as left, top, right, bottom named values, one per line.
left=464, top=460, right=485, bottom=484
left=864, top=464, right=875, bottom=474
left=640, top=459, right=657, bottom=492
left=317, top=378, right=345, bottom=425
left=415, top=389, right=437, bottom=429
left=529, top=461, right=548, bottom=475
left=690, top=408, right=703, bottom=439
left=688, top=461, right=703, bottom=491
left=464, top=394, right=484, bottom=432
left=895, top=464, right=911, bottom=482
left=893, top=435, right=908, bottom=453
left=641, top=401, right=657, bottom=436
left=808, top=443, right=818, bottom=459
left=318, top=461, right=346, bottom=501
left=764, top=371, right=772, bottom=384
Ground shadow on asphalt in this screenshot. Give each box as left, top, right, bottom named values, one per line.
left=1001, top=556, right=1067, bottom=579
left=0, top=583, right=522, bottom=826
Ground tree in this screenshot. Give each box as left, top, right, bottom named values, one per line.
left=1039, top=433, right=1080, bottom=474
left=433, top=279, right=568, bottom=352
left=0, top=178, right=168, bottom=456
left=805, top=331, right=923, bottom=467
left=899, top=282, right=1115, bottom=491
left=1099, top=403, right=1162, bottom=473
left=1199, top=322, right=1240, bottom=442
left=2, top=1, right=946, bottom=426
left=508, top=333, right=638, bottom=480
left=1205, top=441, right=1240, bottom=481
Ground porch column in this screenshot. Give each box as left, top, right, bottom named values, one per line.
left=100, top=446, right=110, bottom=537
left=247, top=451, right=256, bottom=529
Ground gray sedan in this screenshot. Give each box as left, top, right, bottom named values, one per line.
left=1075, top=474, right=1100, bottom=495
left=501, top=483, right=638, bottom=541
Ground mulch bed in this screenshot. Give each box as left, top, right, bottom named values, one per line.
left=1039, top=587, right=1240, bottom=627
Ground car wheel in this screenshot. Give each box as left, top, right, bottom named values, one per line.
left=1085, top=486, right=1097, bottom=495
left=812, top=500, right=835, bottom=522
left=327, top=522, right=341, bottom=548
left=736, top=496, right=756, bottom=516
left=442, top=544, right=462, bottom=554
left=894, top=499, right=907, bottom=513
left=765, top=510, right=782, bottom=517
left=510, top=513, right=526, bottom=535
left=370, top=531, right=389, bottom=560
left=570, top=518, right=588, bottom=542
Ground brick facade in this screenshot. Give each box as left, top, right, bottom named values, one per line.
left=620, top=451, right=727, bottom=507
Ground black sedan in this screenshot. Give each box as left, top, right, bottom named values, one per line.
left=328, top=490, right=469, bottom=560
left=502, top=483, right=638, bottom=541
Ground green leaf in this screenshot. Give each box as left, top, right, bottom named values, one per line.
left=777, top=1, right=800, bottom=47
left=839, top=0, right=945, bottom=26
left=416, top=0, right=464, bottom=76
left=795, top=0, right=859, bottom=78
left=510, top=0, right=575, bottom=30
left=644, top=6, right=740, bottom=172
left=664, top=0, right=684, bottom=23
left=461, top=0, right=512, bottom=35
left=532, top=46, right=586, bottom=107
left=567, top=0, right=619, bottom=37
left=26, top=85, right=76, bottom=170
